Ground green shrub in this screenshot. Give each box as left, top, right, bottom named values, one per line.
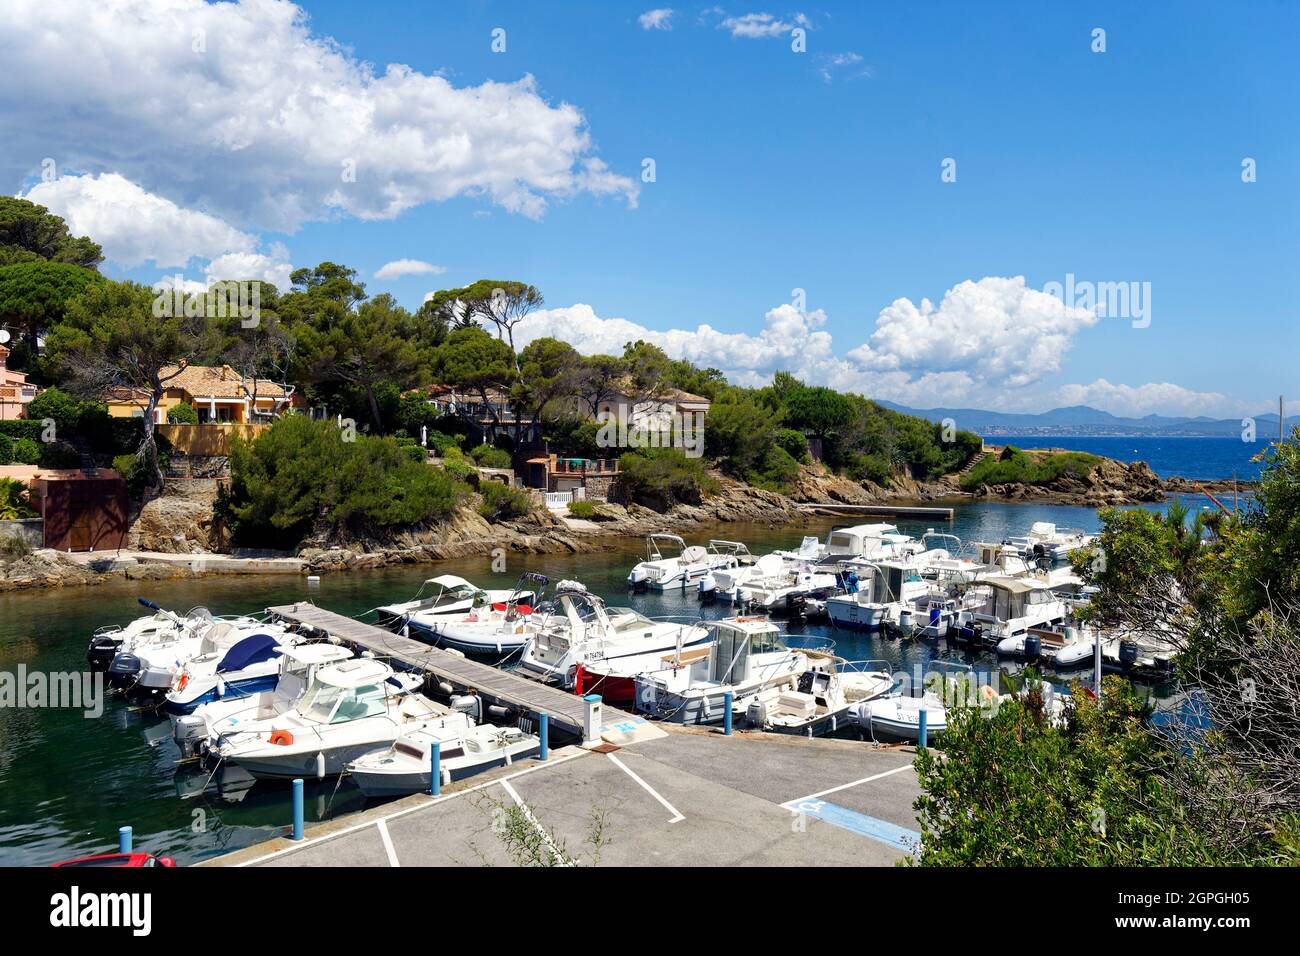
left=0, top=433, right=13, bottom=465
left=11, top=438, right=41, bottom=465
left=227, top=415, right=468, bottom=547
left=0, top=477, right=36, bottom=519
left=25, top=388, right=96, bottom=437
left=166, top=402, right=199, bottom=424
left=111, top=450, right=159, bottom=498
left=477, top=481, right=534, bottom=521
left=960, top=447, right=1101, bottom=490
left=0, top=420, right=44, bottom=442
left=618, top=448, right=717, bottom=507
left=441, top=446, right=479, bottom=482
left=425, top=430, right=458, bottom=456
left=39, top=440, right=82, bottom=469
left=0, top=533, right=32, bottom=559
left=566, top=499, right=597, bottom=519
left=773, top=428, right=810, bottom=463
left=470, top=443, right=513, bottom=469
left=403, top=445, right=427, bottom=463
left=750, top=445, right=801, bottom=492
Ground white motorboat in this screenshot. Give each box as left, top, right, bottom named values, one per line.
left=163, top=630, right=307, bottom=715
left=735, top=563, right=840, bottom=614
left=951, top=576, right=1069, bottom=646
left=1100, top=628, right=1180, bottom=678
left=517, top=589, right=712, bottom=700
left=375, top=574, right=536, bottom=634
left=825, top=559, right=933, bottom=630
left=171, top=643, right=359, bottom=759
left=859, top=692, right=949, bottom=742
left=213, top=659, right=447, bottom=780
left=396, top=572, right=548, bottom=656
left=88, top=598, right=207, bottom=672
left=1005, top=522, right=1095, bottom=563
left=775, top=523, right=922, bottom=569
left=745, top=657, right=895, bottom=737
left=346, top=722, right=541, bottom=797
left=627, top=535, right=750, bottom=591
left=996, top=624, right=1096, bottom=667
left=703, top=552, right=785, bottom=603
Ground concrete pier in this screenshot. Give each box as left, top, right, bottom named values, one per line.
left=797, top=503, right=955, bottom=520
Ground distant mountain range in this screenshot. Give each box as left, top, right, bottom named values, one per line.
left=878, top=401, right=1300, bottom=438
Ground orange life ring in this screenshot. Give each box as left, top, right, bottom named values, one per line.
left=269, top=730, right=295, bottom=746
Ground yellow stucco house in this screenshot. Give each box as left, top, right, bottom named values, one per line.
left=105, top=364, right=294, bottom=424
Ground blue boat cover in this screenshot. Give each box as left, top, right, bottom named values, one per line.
left=217, top=634, right=282, bottom=673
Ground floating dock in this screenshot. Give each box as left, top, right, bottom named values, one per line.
left=264, top=602, right=633, bottom=737
left=797, top=503, right=955, bottom=520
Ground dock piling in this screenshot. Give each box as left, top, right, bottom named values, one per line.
left=539, top=712, right=549, bottom=761
left=291, top=779, right=304, bottom=840
left=917, top=709, right=928, bottom=749
left=429, top=742, right=441, bottom=796
left=723, top=691, right=734, bottom=735
left=118, top=826, right=132, bottom=854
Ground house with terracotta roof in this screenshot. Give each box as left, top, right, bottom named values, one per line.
left=595, top=380, right=711, bottom=431
left=104, top=364, right=296, bottom=425
left=0, top=344, right=38, bottom=421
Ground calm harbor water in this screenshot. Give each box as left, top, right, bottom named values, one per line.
left=0, top=498, right=1193, bottom=866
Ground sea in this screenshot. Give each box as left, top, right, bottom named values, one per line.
left=992, top=436, right=1271, bottom=482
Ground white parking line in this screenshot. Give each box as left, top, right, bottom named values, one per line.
left=500, top=779, right=572, bottom=866
left=607, top=753, right=685, bottom=824
left=231, top=750, right=587, bottom=867
left=375, top=819, right=400, bottom=867
left=782, top=762, right=915, bottom=806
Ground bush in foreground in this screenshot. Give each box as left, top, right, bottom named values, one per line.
left=618, top=448, right=717, bottom=507
left=477, top=481, right=534, bottom=521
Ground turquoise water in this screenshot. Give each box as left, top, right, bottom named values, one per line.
left=995, top=435, right=1271, bottom=481
left=0, top=499, right=1188, bottom=866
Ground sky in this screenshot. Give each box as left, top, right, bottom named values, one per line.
left=3, top=0, right=1297, bottom=419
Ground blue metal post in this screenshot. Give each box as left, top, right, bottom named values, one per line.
left=291, top=778, right=304, bottom=840
left=429, top=741, right=441, bottom=796
left=539, top=712, right=550, bottom=760
left=917, top=708, right=929, bottom=749
left=118, top=826, right=132, bottom=854
left=723, top=691, right=734, bottom=735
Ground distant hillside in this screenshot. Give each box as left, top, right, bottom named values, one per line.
left=877, top=401, right=1300, bottom=437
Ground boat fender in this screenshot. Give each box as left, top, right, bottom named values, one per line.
left=215, top=677, right=226, bottom=699
left=437, top=680, right=455, bottom=697
left=315, top=752, right=326, bottom=780
left=746, top=699, right=767, bottom=728
left=269, top=729, right=294, bottom=746
left=487, top=704, right=511, bottom=722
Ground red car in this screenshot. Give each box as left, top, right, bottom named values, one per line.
left=53, top=853, right=176, bottom=867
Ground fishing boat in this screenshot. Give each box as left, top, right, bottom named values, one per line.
left=745, top=657, right=895, bottom=737
left=627, top=535, right=750, bottom=591
left=171, top=643, right=359, bottom=759
left=516, top=589, right=712, bottom=695
left=163, top=631, right=305, bottom=715
left=392, top=573, right=548, bottom=656
left=374, top=574, right=535, bottom=631
left=346, top=722, right=541, bottom=797
left=213, top=659, right=448, bottom=780
left=631, top=617, right=806, bottom=724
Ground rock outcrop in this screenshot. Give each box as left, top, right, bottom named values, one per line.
left=127, top=480, right=221, bottom=553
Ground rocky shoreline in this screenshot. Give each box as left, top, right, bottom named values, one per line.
left=0, top=459, right=1253, bottom=593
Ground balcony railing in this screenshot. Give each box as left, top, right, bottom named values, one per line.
left=551, top=458, right=620, bottom=476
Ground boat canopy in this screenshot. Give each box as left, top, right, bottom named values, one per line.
left=423, top=574, right=475, bottom=592
left=216, top=634, right=282, bottom=673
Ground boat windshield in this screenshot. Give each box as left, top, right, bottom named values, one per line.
left=300, top=681, right=389, bottom=723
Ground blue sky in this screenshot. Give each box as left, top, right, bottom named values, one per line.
left=4, top=1, right=1297, bottom=418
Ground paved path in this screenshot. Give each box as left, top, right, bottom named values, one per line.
left=207, top=729, right=923, bottom=868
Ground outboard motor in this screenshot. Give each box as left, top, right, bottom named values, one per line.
left=107, top=652, right=142, bottom=692
left=697, top=573, right=717, bottom=603
left=787, top=594, right=807, bottom=617
left=87, top=636, right=123, bottom=672
left=173, top=714, right=208, bottom=759
left=450, top=694, right=483, bottom=722
left=1023, top=633, right=1042, bottom=661
left=628, top=567, right=648, bottom=592
left=1119, top=639, right=1139, bottom=667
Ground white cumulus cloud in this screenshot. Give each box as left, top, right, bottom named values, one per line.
left=1, top=0, right=637, bottom=232
left=1054, top=380, right=1249, bottom=419
left=720, top=12, right=810, bottom=39
left=639, top=8, right=675, bottom=30
left=374, top=259, right=447, bottom=280
left=21, top=173, right=256, bottom=270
